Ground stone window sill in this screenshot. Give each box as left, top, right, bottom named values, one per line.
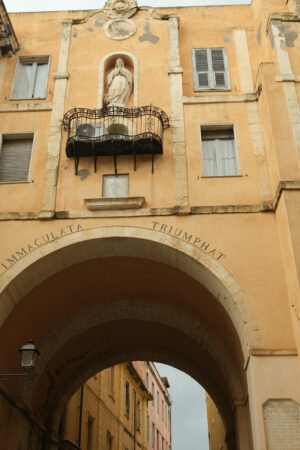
left=84, top=196, right=145, bottom=211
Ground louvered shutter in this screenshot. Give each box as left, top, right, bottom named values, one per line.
left=192, top=48, right=209, bottom=90
left=0, top=138, right=33, bottom=182
left=210, top=48, right=228, bottom=88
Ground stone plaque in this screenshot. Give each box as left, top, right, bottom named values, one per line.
left=104, top=18, right=136, bottom=40
left=264, top=400, right=300, bottom=449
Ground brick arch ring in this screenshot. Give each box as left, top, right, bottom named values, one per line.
left=0, top=225, right=262, bottom=360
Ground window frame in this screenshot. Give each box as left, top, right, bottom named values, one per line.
left=200, top=124, right=241, bottom=177
left=102, top=174, right=129, bottom=198
left=10, top=55, right=51, bottom=100
left=0, top=132, right=35, bottom=184
left=192, top=48, right=230, bottom=92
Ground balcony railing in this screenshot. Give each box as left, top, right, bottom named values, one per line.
left=63, top=105, right=170, bottom=174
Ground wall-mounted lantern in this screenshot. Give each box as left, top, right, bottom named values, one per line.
left=0, top=339, right=40, bottom=380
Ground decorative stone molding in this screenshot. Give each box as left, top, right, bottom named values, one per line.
left=104, top=18, right=137, bottom=40
left=84, top=196, right=145, bottom=210
left=0, top=0, right=19, bottom=56
left=103, top=0, right=138, bottom=19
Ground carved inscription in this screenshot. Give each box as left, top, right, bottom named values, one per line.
left=152, top=221, right=225, bottom=261
left=264, top=400, right=300, bottom=449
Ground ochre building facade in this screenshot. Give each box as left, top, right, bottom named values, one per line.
left=58, top=361, right=170, bottom=450
left=0, top=0, right=300, bottom=449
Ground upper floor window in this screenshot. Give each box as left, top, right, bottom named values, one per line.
left=11, top=56, right=50, bottom=100
left=192, top=48, right=230, bottom=91
left=200, top=125, right=240, bottom=177
left=0, top=133, right=34, bottom=183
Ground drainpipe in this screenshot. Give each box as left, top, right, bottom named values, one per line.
left=78, top=385, right=84, bottom=448
left=133, top=389, right=136, bottom=450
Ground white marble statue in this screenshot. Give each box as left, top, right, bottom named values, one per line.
left=105, top=58, right=133, bottom=107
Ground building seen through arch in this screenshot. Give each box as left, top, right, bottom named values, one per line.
left=58, top=361, right=171, bottom=450
left=0, top=0, right=300, bottom=449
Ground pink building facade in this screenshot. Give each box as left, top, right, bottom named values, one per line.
left=145, top=363, right=172, bottom=450
left=131, top=362, right=172, bottom=450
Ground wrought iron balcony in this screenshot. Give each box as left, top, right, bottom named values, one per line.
left=63, top=105, right=170, bottom=174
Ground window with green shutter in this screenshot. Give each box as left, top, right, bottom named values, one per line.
left=192, top=48, right=230, bottom=91
left=0, top=134, right=34, bottom=183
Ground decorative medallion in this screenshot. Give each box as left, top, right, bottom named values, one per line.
left=103, top=0, right=138, bottom=19
left=104, top=18, right=137, bottom=40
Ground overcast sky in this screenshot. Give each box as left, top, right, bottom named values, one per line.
left=5, top=0, right=250, bottom=12
left=155, top=363, right=209, bottom=450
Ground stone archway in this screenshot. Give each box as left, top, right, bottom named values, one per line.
left=0, top=226, right=260, bottom=450
left=0, top=226, right=262, bottom=357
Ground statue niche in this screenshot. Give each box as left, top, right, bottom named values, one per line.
left=105, top=57, right=133, bottom=108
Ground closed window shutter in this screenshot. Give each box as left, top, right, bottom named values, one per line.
left=193, top=49, right=209, bottom=89
left=210, top=48, right=227, bottom=88
left=33, top=63, right=49, bottom=98
left=219, top=138, right=238, bottom=175
left=202, top=139, right=218, bottom=176
left=0, top=138, right=33, bottom=182
left=193, top=48, right=229, bottom=90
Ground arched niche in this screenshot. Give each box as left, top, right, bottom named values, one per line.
left=98, top=51, right=139, bottom=108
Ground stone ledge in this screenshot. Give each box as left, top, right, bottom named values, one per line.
left=276, top=74, right=300, bottom=82
left=183, top=93, right=257, bottom=105
left=53, top=72, right=69, bottom=80
left=84, top=196, right=145, bottom=211
left=0, top=103, right=53, bottom=112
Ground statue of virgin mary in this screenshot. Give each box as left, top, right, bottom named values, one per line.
left=105, top=58, right=133, bottom=107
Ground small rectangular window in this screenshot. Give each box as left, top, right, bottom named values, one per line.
left=102, top=174, right=129, bottom=198
left=87, top=415, right=95, bottom=450
left=107, top=431, right=113, bottom=450
left=152, top=423, right=155, bottom=448
left=152, top=382, right=155, bottom=405
left=11, top=56, right=50, bottom=100
left=147, top=415, right=150, bottom=442
left=157, top=392, right=159, bottom=413
left=192, top=48, right=230, bottom=91
left=0, top=134, right=34, bottom=183
left=125, top=381, right=130, bottom=415
left=200, top=125, right=240, bottom=177
left=109, top=366, right=115, bottom=396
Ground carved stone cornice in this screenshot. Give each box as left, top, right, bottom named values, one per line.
left=0, top=0, right=19, bottom=56
left=103, top=0, right=138, bottom=19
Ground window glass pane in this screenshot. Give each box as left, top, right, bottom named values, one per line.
left=202, top=140, right=218, bottom=176
left=0, top=138, right=33, bottom=182
left=103, top=175, right=129, bottom=198
left=33, top=63, right=48, bottom=98
left=15, top=64, right=32, bottom=98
